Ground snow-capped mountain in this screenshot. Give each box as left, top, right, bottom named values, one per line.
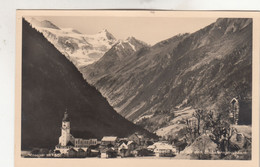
left=26, top=17, right=117, bottom=67
left=81, top=36, right=149, bottom=86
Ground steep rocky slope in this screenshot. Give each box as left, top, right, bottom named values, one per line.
left=21, top=19, right=156, bottom=150
left=83, top=36, right=148, bottom=84
left=82, top=18, right=252, bottom=133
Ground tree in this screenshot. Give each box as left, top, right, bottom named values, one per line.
left=189, top=109, right=237, bottom=153
left=200, top=110, right=237, bottom=152
left=193, top=109, right=204, bottom=136
left=191, top=135, right=217, bottom=159
left=184, top=118, right=197, bottom=144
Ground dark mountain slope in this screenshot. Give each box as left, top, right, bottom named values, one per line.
left=21, top=19, right=156, bottom=150
left=82, top=18, right=252, bottom=132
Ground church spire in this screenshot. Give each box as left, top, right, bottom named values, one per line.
left=62, top=110, right=70, bottom=122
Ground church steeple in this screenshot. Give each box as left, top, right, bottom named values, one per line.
left=62, top=110, right=70, bottom=122
left=59, top=110, right=72, bottom=146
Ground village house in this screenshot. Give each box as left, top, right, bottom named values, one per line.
left=101, top=136, right=118, bottom=146
left=67, top=148, right=77, bottom=158
left=77, top=148, right=86, bottom=158
left=118, top=143, right=128, bottom=157
left=117, top=138, right=128, bottom=145
left=127, top=141, right=138, bottom=150
left=100, top=147, right=117, bottom=158
left=118, top=141, right=137, bottom=157
left=151, top=142, right=177, bottom=157
left=128, top=133, right=145, bottom=146
left=86, top=148, right=100, bottom=157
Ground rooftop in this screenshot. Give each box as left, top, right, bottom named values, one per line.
left=101, top=136, right=117, bottom=141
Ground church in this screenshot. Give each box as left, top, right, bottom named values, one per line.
left=55, top=111, right=98, bottom=154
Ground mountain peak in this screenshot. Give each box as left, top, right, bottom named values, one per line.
left=126, top=36, right=149, bottom=47
left=99, top=28, right=109, bottom=33
left=98, top=29, right=111, bottom=35
left=213, top=18, right=252, bottom=35
left=126, top=36, right=136, bottom=41
left=97, top=29, right=116, bottom=41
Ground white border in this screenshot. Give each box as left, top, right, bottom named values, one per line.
left=15, top=10, right=260, bottom=167
left=1, top=1, right=260, bottom=167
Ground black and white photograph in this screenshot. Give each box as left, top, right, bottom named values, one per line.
left=15, top=11, right=259, bottom=165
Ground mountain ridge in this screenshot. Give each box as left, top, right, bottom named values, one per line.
left=82, top=18, right=252, bottom=133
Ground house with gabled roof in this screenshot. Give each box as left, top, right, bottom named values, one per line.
left=128, top=133, right=145, bottom=145
left=101, top=136, right=118, bottom=146
left=67, top=148, right=77, bottom=157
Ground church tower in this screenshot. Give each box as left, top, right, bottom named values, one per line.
left=59, top=111, right=72, bottom=146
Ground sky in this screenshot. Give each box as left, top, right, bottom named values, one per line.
left=33, top=16, right=217, bottom=45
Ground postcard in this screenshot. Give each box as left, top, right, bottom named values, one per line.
left=15, top=10, right=259, bottom=167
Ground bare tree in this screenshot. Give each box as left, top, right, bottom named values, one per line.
left=190, top=109, right=236, bottom=153
left=193, top=109, right=204, bottom=136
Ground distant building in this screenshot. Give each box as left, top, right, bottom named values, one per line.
left=118, top=141, right=137, bottom=157
left=67, top=148, right=77, bottom=158
left=100, top=147, right=117, bottom=158
left=128, top=133, right=145, bottom=145
left=77, top=148, right=86, bottom=158
left=74, top=138, right=98, bottom=148
left=117, top=138, right=128, bottom=146
left=152, top=142, right=176, bottom=157
left=118, top=143, right=128, bottom=157
left=127, top=141, right=137, bottom=150
left=101, top=136, right=118, bottom=146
